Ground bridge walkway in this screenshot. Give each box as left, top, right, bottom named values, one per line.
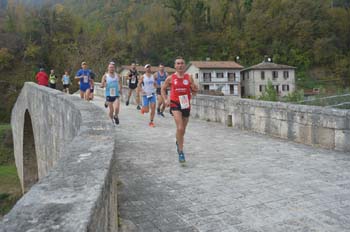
left=92, top=96, right=350, bottom=232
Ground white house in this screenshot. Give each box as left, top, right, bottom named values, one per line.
left=240, top=61, right=296, bottom=98
left=185, top=61, right=244, bottom=96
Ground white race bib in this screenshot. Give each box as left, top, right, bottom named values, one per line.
left=110, top=88, right=116, bottom=97
left=83, top=76, right=89, bottom=83
left=131, top=77, right=136, bottom=84
left=179, top=95, right=190, bottom=109
left=160, top=81, right=165, bottom=86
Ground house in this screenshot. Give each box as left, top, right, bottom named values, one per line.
left=185, top=61, right=244, bottom=96
left=240, top=60, right=296, bottom=98
left=119, top=65, right=175, bottom=87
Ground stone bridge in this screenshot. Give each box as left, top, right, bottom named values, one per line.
left=1, top=82, right=350, bottom=231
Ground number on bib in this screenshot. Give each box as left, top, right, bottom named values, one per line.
left=110, top=88, right=116, bottom=97
left=131, top=77, right=136, bottom=84
left=83, top=76, right=89, bottom=83
left=179, top=95, right=190, bottom=109
left=160, top=81, right=165, bottom=86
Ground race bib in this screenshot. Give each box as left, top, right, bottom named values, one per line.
left=110, top=88, right=116, bottom=97
left=83, top=76, right=89, bottom=83
left=131, top=77, right=136, bottom=84
left=179, top=95, right=190, bottom=109
left=147, top=93, right=153, bottom=99
left=160, top=81, right=165, bottom=86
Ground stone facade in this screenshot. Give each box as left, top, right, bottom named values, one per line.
left=191, top=95, right=350, bottom=152
left=1, top=83, right=118, bottom=232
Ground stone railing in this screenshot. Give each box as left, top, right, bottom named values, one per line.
left=0, top=82, right=118, bottom=231
left=95, top=83, right=350, bottom=152
left=191, top=95, right=350, bottom=152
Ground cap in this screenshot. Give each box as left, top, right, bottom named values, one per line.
left=81, top=61, right=87, bottom=65
left=144, top=64, right=151, bottom=68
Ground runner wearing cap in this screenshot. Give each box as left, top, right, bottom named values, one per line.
left=75, top=61, right=92, bottom=101
left=161, top=56, right=198, bottom=163
left=138, top=64, right=157, bottom=127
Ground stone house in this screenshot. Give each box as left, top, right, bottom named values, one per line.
left=185, top=61, right=244, bottom=96
left=240, top=61, right=296, bottom=98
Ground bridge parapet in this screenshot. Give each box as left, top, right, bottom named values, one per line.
left=1, top=82, right=118, bottom=232
left=191, top=95, right=350, bottom=152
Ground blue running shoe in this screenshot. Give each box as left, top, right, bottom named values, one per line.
left=178, top=151, right=186, bottom=163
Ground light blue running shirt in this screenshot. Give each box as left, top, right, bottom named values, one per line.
left=105, top=73, right=120, bottom=97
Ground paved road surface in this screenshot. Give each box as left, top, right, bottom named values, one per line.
left=93, top=97, right=350, bottom=232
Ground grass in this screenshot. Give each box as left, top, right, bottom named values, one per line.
left=0, top=124, right=21, bottom=217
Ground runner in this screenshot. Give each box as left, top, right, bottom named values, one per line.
left=35, top=68, right=48, bottom=86
left=89, top=71, right=96, bottom=100
left=49, top=69, right=57, bottom=89
left=101, top=62, right=122, bottom=125
left=61, top=70, right=71, bottom=94
left=138, top=64, right=157, bottom=127
left=126, top=63, right=141, bottom=110
left=161, top=56, right=198, bottom=163
left=75, top=61, right=92, bottom=101
left=155, top=63, right=168, bottom=117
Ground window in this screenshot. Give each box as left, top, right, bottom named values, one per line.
left=273, top=85, right=279, bottom=93
left=272, top=71, right=278, bottom=80
left=283, top=71, right=289, bottom=79
left=282, top=85, right=290, bottom=91
left=259, top=85, right=266, bottom=92
left=261, top=71, right=265, bottom=80
left=203, top=73, right=211, bottom=82
left=195, top=73, right=198, bottom=79
left=216, top=72, right=224, bottom=78
left=204, top=73, right=211, bottom=78
left=228, top=72, right=237, bottom=82
left=203, top=85, right=209, bottom=91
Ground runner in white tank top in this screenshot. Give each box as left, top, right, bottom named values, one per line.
left=138, top=64, right=157, bottom=127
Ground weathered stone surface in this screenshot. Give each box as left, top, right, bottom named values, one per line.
left=0, top=83, right=118, bottom=232
left=102, top=96, right=350, bottom=232
left=189, top=94, right=350, bottom=152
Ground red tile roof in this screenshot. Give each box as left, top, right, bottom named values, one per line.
left=189, top=61, right=244, bottom=69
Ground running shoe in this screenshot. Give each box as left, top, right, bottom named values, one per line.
left=137, top=105, right=141, bottom=110
left=104, top=102, right=108, bottom=108
left=149, top=122, right=155, bottom=127
left=114, top=116, right=119, bottom=125
left=160, top=112, right=165, bottom=117
left=126, top=100, right=129, bottom=106
left=178, top=151, right=186, bottom=163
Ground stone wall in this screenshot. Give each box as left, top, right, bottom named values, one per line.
left=0, top=82, right=118, bottom=232
left=95, top=83, right=350, bottom=152
left=191, top=95, right=350, bottom=152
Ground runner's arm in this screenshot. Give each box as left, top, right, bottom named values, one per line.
left=190, top=75, right=198, bottom=96
left=100, top=74, right=107, bottom=88
left=118, top=74, right=123, bottom=94
left=161, top=76, right=171, bottom=107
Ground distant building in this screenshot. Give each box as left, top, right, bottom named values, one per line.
left=185, top=61, right=244, bottom=96
left=240, top=61, right=296, bottom=98
left=119, top=65, right=175, bottom=87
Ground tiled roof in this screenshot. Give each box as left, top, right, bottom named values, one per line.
left=189, top=61, right=244, bottom=69
left=242, top=62, right=296, bottom=71
left=120, top=65, right=175, bottom=73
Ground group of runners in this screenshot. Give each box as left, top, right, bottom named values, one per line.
left=99, top=56, right=198, bottom=163
left=36, top=57, right=198, bottom=163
